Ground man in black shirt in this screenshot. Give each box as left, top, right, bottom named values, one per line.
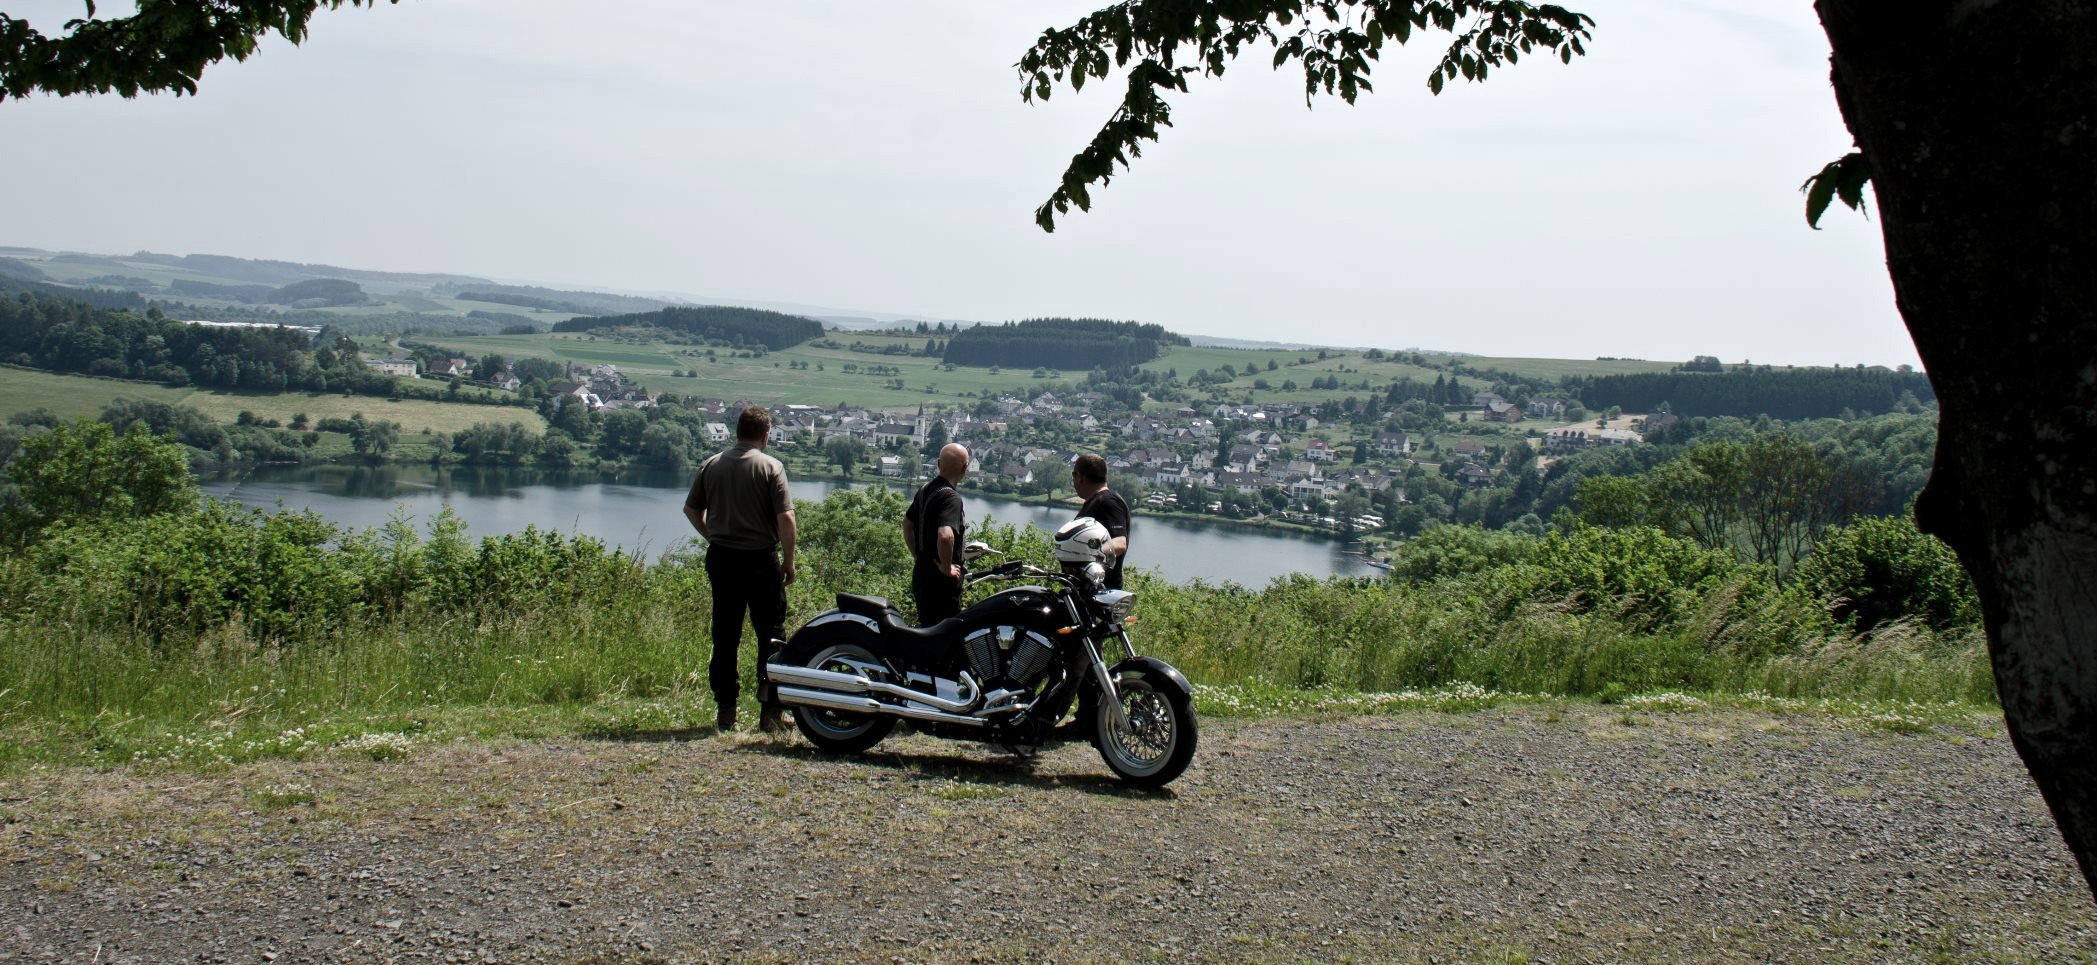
left=1072, top=454, right=1131, bottom=589
left=904, top=443, right=971, bottom=625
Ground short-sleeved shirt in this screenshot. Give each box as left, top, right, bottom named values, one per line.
left=685, top=444, right=790, bottom=551
left=1078, top=487, right=1131, bottom=589
left=905, top=476, right=965, bottom=582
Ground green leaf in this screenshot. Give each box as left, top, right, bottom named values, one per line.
left=1801, top=167, right=1839, bottom=229
left=1800, top=152, right=1871, bottom=229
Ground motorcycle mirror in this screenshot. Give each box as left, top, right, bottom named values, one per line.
left=962, top=541, right=999, bottom=562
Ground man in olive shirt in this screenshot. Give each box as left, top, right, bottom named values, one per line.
left=904, top=443, right=970, bottom=625
left=684, top=407, right=796, bottom=733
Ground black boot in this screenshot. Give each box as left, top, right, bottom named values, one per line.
left=716, top=703, right=737, bottom=733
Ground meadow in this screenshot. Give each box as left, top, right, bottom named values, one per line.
left=0, top=366, right=545, bottom=436
left=0, top=480, right=1992, bottom=773
left=406, top=328, right=1688, bottom=413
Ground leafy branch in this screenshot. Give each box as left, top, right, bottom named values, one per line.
left=0, top=0, right=398, bottom=102
left=1018, top=1, right=1596, bottom=232
left=1800, top=151, right=1872, bottom=228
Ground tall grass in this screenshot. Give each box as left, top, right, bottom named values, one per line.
left=0, top=489, right=1995, bottom=767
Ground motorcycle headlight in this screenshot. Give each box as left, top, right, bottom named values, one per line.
left=1092, top=589, right=1137, bottom=624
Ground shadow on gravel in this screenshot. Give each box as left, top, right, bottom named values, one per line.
left=577, top=726, right=720, bottom=742
left=735, top=739, right=1178, bottom=800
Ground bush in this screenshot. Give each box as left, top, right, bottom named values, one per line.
left=1794, top=514, right=1980, bottom=633
left=0, top=419, right=196, bottom=546
left=1388, top=524, right=1538, bottom=582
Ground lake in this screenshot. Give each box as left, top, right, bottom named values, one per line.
left=201, top=464, right=1381, bottom=586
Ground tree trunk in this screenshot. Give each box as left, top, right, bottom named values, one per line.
left=1815, top=1, right=2097, bottom=896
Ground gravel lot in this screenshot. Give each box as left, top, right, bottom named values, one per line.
left=3, top=705, right=2093, bottom=963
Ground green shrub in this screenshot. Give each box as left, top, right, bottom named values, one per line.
left=1793, top=514, right=1980, bottom=633
left=1388, top=524, right=1539, bottom=582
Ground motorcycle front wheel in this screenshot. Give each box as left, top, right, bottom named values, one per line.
left=791, top=642, right=896, bottom=754
left=1095, top=667, right=1197, bottom=788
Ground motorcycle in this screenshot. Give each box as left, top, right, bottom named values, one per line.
left=760, top=520, right=1198, bottom=788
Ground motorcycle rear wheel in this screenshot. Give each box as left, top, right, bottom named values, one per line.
left=791, top=642, right=896, bottom=754
left=1095, top=668, right=1196, bottom=788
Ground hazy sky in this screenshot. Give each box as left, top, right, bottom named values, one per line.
left=0, top=1, right=1919, bottom=367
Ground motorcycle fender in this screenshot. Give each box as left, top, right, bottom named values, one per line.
left=779, top=614, right=884, bottom=663
left=1107, top=655, right=1193, bottom=700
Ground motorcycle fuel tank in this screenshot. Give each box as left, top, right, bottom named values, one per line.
left=958, top=586, right=1060, bottom=630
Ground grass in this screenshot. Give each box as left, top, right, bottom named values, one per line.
left=401, top=330, right=1695, bottom=413
left=0, top=489, right=1996, bottom=773
left=0, top=365, right=546, bottom=435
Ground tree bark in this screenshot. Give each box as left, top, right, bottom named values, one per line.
left=1816, top=0, right=2097, bottom=896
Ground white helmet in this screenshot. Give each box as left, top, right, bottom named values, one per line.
left=1054, top=516, right=1110, bottom=564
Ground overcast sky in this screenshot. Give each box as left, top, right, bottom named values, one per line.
left=0, top=1, right=1918, bottom=367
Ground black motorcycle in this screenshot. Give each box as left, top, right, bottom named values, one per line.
left=761, top=538, right=1198, bottom=788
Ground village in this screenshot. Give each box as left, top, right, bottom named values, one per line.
left=428, top=353, right=1660, bottom=537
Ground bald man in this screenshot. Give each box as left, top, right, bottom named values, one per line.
left=904, top=443, right=971, bottom=625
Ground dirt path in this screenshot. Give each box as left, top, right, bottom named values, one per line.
left=3, top=706, right=2093, bottom=962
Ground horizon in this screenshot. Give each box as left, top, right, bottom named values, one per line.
left=2, top=241, right=1910, bottom=370
left=0, top=1, right=1921, bottom=369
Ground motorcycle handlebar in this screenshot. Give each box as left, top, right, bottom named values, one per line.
left=965, top=560, right=1056, bottom=586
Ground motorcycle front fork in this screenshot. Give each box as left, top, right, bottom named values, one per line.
left=1080, top=630, right=1136, bottom=735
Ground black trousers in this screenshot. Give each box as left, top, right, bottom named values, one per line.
left=912, top=571, right=963, bottom=626
left=705, top=546, right=787, bottom=708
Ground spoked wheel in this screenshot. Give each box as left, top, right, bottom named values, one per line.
left=790, top=643, right=896, bottom=754
left=1095, top=668, right=1197, bottom=788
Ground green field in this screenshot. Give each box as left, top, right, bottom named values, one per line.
left=353, top=328, right=1692, bottom=415
left=0, top=366, right=546, bottom=435
left=418, top=330, right=1053, bottom=410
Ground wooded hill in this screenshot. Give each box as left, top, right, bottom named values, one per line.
left=941, top=317, right=1189, bottom=369
left=438, top=283, right=667, bottom=317
left=1570, top=367, right=1935, bottom=420
left=552, top=305, right=822, bottom=350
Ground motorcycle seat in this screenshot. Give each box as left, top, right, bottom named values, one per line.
left=836, top=593, right=894, bottom=621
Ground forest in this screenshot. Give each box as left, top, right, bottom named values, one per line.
left=940, top=317, right=1189, bottom=369
left=552, top=305, right=823, bottom=350
left=1571, top=367, right=1934, bottom=420
left=439, top=282, right=667, bottom=317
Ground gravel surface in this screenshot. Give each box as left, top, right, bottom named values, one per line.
left=3, top=705, right=2093, bottom=962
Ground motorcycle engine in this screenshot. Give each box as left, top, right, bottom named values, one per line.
left=963, top=626, right=1058, bottom=689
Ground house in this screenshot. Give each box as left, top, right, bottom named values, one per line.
left=1526, top=397, right=1568, bottom=419
left=874, top=423, right=921, bottom=447
left=1483, top=399, right=1524, bottom=423
left=364, top=358, right=418, bottom=378
left=1544, top=428, right=1590, bottom=450
left=1371, top=432, right=1411, bottom=458
left=1458, top=465, right=1496, bottom=488
left=1471, top=391, right=1508, bottom=408
left=704, top=422, right=731, bottom=444
left=489, top=371, right=522, bottom=392
left=427, top=358, right=467, bottom=378
left=878, top=455, right=904, bottom=477
left=1594, top=428, right=1643, bottom=446
left=1303, top=439, right=1336, bottom=462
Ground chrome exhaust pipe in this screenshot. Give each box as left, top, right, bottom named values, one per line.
left=774, top=686, right=988, bottom=728
left=764, top=663, right=980, bottom=715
